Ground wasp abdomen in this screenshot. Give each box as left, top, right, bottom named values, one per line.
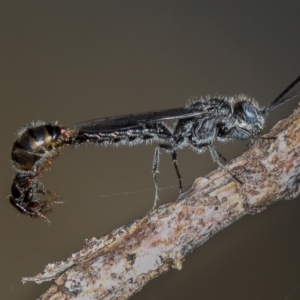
left=11, top=124, right=63, bottom=172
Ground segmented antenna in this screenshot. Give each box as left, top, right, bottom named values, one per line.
left=264, top=75, right=300, bottom=114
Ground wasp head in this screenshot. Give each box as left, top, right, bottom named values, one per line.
left=217, top=95, right=266, bottom=141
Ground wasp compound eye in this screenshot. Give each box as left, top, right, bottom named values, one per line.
left=241, top=103, right=258, bottom=124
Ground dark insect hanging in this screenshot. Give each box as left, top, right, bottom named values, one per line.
left=10, top=76, right=300, bottom=222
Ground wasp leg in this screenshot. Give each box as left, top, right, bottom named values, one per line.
left=207, top=144, right=243, bottom=184
left=171, top=150, right=182, bottom=193
left=152, top=146, right=161, bottom=209
left=216, top=150, right=228, bottom=163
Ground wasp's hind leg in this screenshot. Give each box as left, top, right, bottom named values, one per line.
left=152, top=144, right=183, bottom=209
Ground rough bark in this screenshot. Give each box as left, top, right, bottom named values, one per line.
left=23, top=107, right=300, bottom=300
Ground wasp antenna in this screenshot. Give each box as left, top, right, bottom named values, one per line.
left=264, top=75, right=300, bottom=114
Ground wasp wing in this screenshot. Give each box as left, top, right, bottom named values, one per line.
left=75, top=107, right=202, bottom=133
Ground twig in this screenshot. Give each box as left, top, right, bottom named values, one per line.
left=23, top=107, right=300, bottom=300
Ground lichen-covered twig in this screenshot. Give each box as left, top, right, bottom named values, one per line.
left=23, top=107, right=300, bottom=300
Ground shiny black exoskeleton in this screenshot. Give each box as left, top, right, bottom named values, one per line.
left=9, top=76, right=300, bottom=222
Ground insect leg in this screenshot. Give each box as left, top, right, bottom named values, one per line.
left=207, top=145, right=242, bottom=184
left=216, top=150, right=228, bottom=163
left=158, top=145, right=182, bottom=191
left=35, top=183, right=62, bottom=199
left=152, top=145, right=182, bottom=208
left=207, top=145, right=225, bottom=168
left=191, top=141, right=242, bottom=184
left=152, top=146, right=160, bottom=208
left=33, top=180, right=64, bottom=218
left=171, top=150, right=182, bottom=193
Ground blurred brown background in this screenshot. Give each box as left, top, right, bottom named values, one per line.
left=1, top=1, right=300, bottom=299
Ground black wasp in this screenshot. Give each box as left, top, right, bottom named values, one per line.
left=10, top=76, right=300, bottom=222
